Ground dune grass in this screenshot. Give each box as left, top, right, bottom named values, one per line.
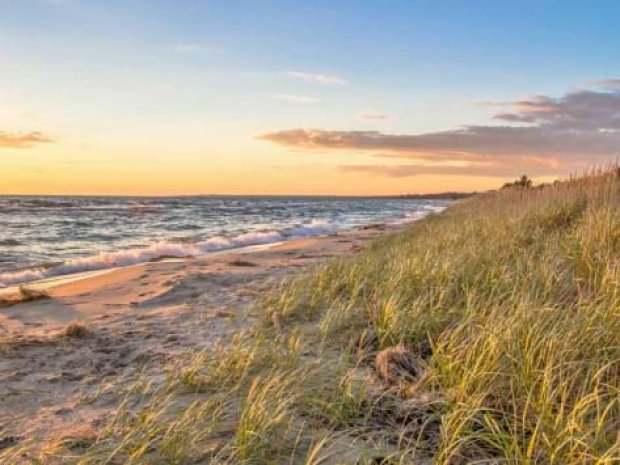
left=4, top=169, right=619, bottom=464
left=263, top=169, right=620, bottom=464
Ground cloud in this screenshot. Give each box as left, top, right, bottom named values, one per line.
left=274, top=94, right=319, bottom=104
left=287, top=71, right=348, bottom=85
left=339, top=163, right=565, bottom=178
left=0, top=131, right=52, bottom=149
left=358, top=113, right=390, bottom=120
left=492, top=88, right=620, bottom=130
left=167, top=43, right=220, bottom=54
left=591, top=79, right=620, bottom=90
left=258, top=82, right=620, bottom=177
left=259, top=126, right=618, bottom=160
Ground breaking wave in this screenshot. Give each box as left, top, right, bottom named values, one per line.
left=0, top=220, right=338, bottom=287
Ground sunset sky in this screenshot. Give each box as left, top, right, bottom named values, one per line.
left=1, top=0, right=619, bottom=195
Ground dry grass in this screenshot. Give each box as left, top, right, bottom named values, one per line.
left=259, top=168, right=620, bottom=464
left=3, top=168, right=619, bottom=464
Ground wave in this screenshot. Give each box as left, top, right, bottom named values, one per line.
left=0, top=220, right=338, bottom=287
left=0, top=205, right=447, bottom=288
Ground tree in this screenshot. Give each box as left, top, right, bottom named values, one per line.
left=502, top=174, right=533, bottom=189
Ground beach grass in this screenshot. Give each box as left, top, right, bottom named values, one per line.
left=5, top=168, right=619, bottom=464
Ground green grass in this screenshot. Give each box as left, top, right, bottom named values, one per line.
left=5, top=168, right=619, bottom=464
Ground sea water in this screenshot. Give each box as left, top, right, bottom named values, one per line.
left=0, top=196, right=448, bottom=286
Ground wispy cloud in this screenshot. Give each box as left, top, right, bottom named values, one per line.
left=287, top=71, right=348, bottom=85
left=357, top=113, right=390, bottom=120
left=259, top=81, right=620, bottom=177
left=167, top=43, right=220, bottom=54
left=274, top=94, right=319, bottom=104
left=0, top=131, right=52, bottom=149
left=339, top=163, right=564, bottom=178
left=590, top=79, right=620, bottom=90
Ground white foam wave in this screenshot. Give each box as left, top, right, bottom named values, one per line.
left=0, top=208, right=450, bottom=288
left=0, top=220, right=338, bottom=287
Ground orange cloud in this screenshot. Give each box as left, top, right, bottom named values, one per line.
left=0, top=131, right=52, bottom=149
left=339, top=163, right=566, bottom=178
left=258, top=81, right=620, bottom=177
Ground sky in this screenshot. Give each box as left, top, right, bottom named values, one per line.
left=1, top=0, right=619, bottom=195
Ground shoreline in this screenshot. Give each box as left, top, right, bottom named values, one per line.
left=0, top=219, right=403, bottom=301
left=0, top=240, right=285, bottom=301
left=0, top=209, right=438, bottom=290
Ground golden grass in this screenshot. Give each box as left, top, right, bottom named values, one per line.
left=3, top=168, right=619, bottom=464
left=262, top=168, right=620, bottom=464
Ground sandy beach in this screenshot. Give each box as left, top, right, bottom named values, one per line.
left=0, top=223, right=397, bottom=454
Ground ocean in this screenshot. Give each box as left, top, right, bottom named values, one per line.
left=0, top=196, right=448, bottom=287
